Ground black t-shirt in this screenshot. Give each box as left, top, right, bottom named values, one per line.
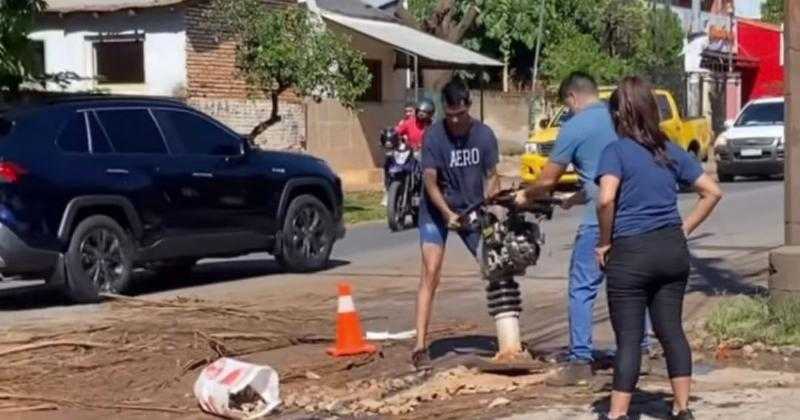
left=420, top=119, right=499, bottom=220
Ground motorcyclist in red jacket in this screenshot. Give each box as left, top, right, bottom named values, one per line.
left=382, top=98, right=436, bottom=206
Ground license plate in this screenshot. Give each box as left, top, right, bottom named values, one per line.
left=741, top=148, right=763, bottom=157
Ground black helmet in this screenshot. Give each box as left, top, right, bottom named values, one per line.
left=416, top=98, right=435, bottom=114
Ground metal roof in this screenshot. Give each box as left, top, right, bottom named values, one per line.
left=45, top=0, right=185, bottom=13
left=361, top=0, right=399, bottom=10
left=320, top=11, right=503, bottom=69
left=316, top=0, right=397, bottom=22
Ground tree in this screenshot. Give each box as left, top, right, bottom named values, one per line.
left=405, top=0, right=478, bottom=43
left=406, top=0, right=683, bottom=91
left=540, top=0, right=684, bottom=86
left=761, top=0, right=784, bottom=24
left=0, top=0, right=47, bottom=96
left=210, top=0, right=371, bottom=140
left=473, top=0, right=541, bottom=90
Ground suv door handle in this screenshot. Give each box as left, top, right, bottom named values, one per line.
left=192, top=172, right=214, bottom=178
left=106, top=168, right=130, bottom=175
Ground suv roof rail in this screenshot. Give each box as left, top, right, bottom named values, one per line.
left=42, top=94, right=185, bottom=105
left=3, top=93, right=185, bottom=108
left=1, top=94, right=186, bottom=117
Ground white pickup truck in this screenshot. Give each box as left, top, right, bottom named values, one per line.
left=714, top=97, right=785, bottom=182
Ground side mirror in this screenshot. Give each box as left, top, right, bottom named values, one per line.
left=724, top=119, right=734, bottom=129
left=539, top=118, right=550, bottom=130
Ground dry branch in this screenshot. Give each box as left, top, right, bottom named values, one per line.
left=0, top=340, right=112, bottom=358
left=0, top=393, right=191, bottom=414
left=0, top=325, right=113, bottom=346
left=0, top=403, right=58, bottom=412
left=209, top=332, right=283, bottom=341
left=101, top=293, right=263, bottom=320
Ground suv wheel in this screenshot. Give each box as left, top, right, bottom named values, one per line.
left=64, top=215, right=134, bottom=303
left=277, top=194, right=334, bottom=272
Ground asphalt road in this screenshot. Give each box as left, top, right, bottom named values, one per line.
left=0, top=179, right=783, bottom=348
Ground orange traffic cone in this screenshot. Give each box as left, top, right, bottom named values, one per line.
left=327, top=283, right=377, bottom=357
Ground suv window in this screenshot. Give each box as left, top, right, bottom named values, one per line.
left=88, top=112, right=114, bottom=154
left=0, top=116, right=12, bottom=139
left=153, top=110, right=241, bottom=156
left=57, top=113, right=89, bottom=153
left=655, top=94, right=673, bottom=122
left=96, top=109, right=167, bottom=154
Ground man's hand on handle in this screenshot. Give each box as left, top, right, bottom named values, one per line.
left=446, top=211, right=462, bottom=230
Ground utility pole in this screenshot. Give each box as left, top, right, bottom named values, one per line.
left=728, top=1, right=735, bottom=74
left=531, top=0, right=545, bottom=93
left=691, top=0, right=702, bottom=34
left=769, top=0, right=800, bottom=302
left=687, top=0, right=703, bottom=117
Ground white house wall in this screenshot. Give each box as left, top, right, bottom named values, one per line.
left=30, top=8, right=186, bottom=96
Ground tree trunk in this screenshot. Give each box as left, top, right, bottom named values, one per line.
left=502, top=63, right=509, bottom=93
left=416, top=0, right=481, bottom=91
left=248, top=89, right=284, bottom=143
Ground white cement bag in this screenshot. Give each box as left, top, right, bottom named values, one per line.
left=193, top=357, right=280, bottom=419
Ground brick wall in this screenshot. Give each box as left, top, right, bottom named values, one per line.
left=188, top=97, right=305, bottom=150
left=183, top=0, right=303, bottom=149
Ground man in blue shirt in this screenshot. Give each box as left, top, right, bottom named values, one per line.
left=515, top=72, right=648, bottom=385
left=412, top=81, right=500, bottom=368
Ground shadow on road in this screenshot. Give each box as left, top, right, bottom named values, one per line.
left=590, top=389, right=696, bottom=420
left=683, top=232, right=769, bottom=297
left=0, top=258, right=350, bottom=311
left=686, top=252, right=768, bottom=297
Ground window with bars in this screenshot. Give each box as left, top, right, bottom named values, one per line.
left=29, top=40, right=45, bottom=77
left=94, top=39, right=145, bottom=84
left=358, top=59, right=382, bottom=102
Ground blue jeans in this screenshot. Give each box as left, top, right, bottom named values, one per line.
left=568, top=225, right=652, bottom=362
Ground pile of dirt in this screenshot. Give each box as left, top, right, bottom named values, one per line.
left=282, top=366, right=549, bottom=416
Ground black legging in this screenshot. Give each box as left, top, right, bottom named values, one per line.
left=605, top=226, right=692, bottom=392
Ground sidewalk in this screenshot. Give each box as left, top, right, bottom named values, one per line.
left=503, top=367, right=800, bottom=419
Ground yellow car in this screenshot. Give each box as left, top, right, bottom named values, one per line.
left=521, top=89, right=712, bottom=185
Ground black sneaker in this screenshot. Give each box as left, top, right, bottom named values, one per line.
left=672, top=409, right=695, bottom=420
left=545, top=360, right=593, bottom=386
left=599, top=415, right=629, bottom=420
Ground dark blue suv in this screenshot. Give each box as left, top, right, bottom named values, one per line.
left=0, top=96, right=344, bottom=302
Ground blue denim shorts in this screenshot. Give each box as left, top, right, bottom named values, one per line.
left=419, top=213, right=480, bottom=257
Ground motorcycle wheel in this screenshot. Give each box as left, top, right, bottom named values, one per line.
left=387, top=180, right=404, bottom=232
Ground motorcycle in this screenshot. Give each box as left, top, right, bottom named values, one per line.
left=380, top=128, right=422, bottom=232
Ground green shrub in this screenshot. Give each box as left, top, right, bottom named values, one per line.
left=706, top=296, right=800, bottom=346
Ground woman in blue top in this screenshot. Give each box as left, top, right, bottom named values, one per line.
left=595, top=77, right=723, bottom=420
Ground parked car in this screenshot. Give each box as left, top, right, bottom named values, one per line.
left=715, top=97, right=785, bottom=182
left=521, top=88, right=712, bottom=185
left=0, top=96, right=344, bottom=302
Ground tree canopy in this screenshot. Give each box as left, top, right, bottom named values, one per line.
left=407, top=0, right=685, bottom=88
left=210, top=0, right=371, bottom=139
left=0, top=0, right=47, bottom=95
left=761, top=0, right=784, bottom=25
